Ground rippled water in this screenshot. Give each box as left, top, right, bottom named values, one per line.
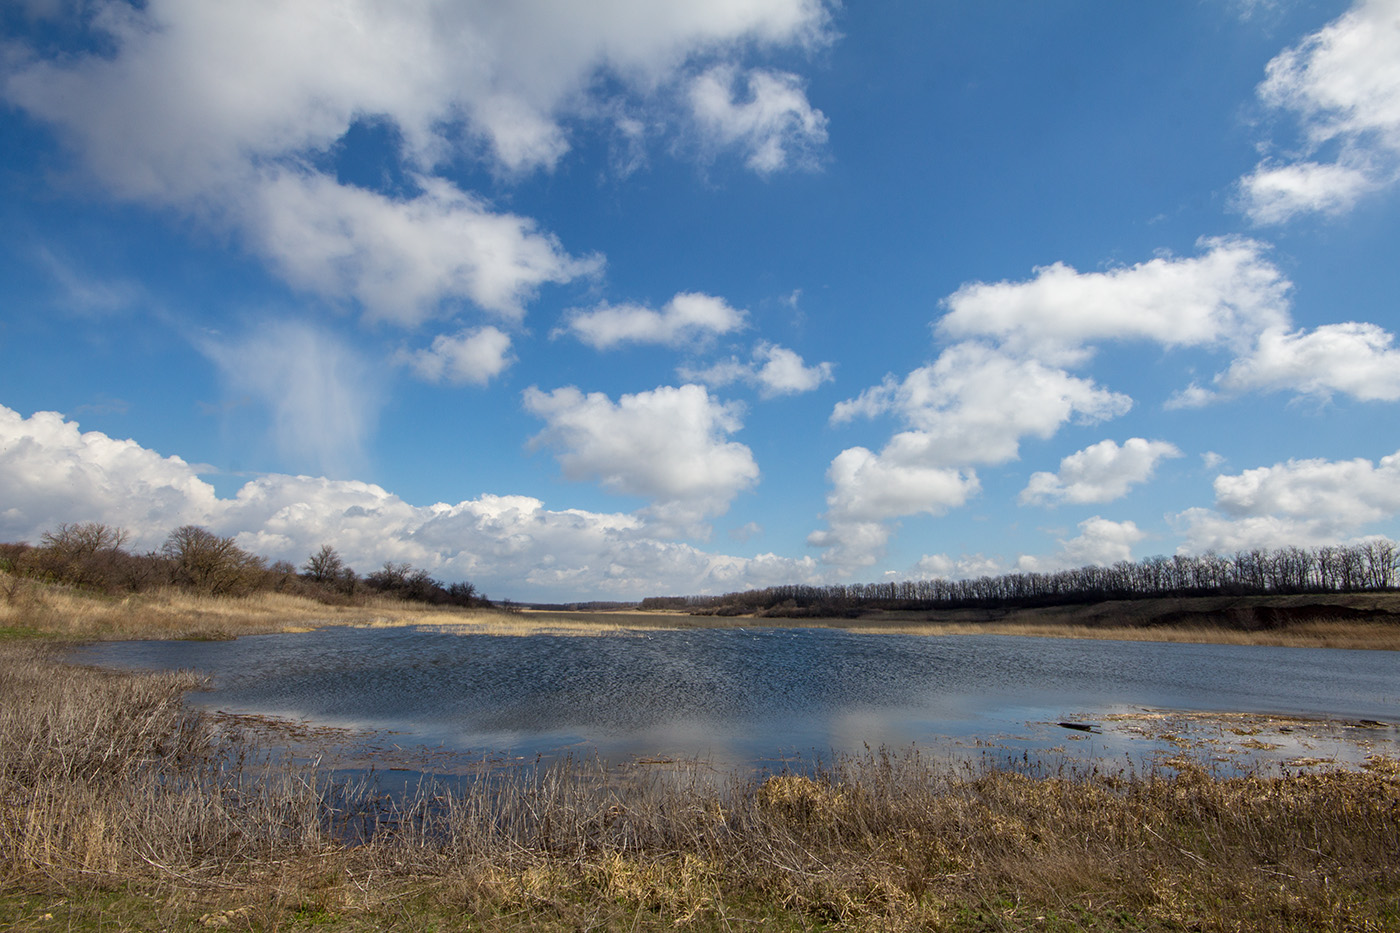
left=73, top=625, right=1400, bottom=769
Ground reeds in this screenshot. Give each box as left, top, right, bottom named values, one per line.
left=3, top=641, right=1398, bottom=931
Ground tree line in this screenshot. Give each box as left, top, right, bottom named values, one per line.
left=641, top=541, right=1400, bottom=617
left=0, top=522, right=487, bottom=608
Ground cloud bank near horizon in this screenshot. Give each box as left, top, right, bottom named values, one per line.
left=5, top=404, right=1400, bottom=602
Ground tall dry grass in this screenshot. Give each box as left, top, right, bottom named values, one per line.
left=843, top=617, right=1400, bottom=649
left=0, top=570, right=505, bottom=641
left=3, top=640, right=1399, bottom=931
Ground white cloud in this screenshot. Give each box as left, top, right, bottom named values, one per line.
left=3, top=0, right=830, bottom=323
left=0, top=404, right=820, bottom=600
left=681, top=341, right=833, bottom=397
left=1240, top=0, right=1400, bottom=223
left=1017, top=517, right=1146, bottom=573
left=1214, top=453, right=1400, bottom=524
left=821, top=446, right=981, bottom=524
left=1164, top=383, right=1219, bottom=410
left=688, top=65, right=828, bottom=173
left=814, top=236, right=1302, bottom=570
left=1238, top=161, right=1378, bottom=225
left=0, top=406, right=220, bottom=547
left=806, top=444, right=980, bottom=570
left=403, top=326, right=514, bottom=386
left=251, top=172, right=599, bottom=325
left=1176, top=449, right=1400, bottom=551
left=831, top=344, right=1132, bottom=467
left=816, top=343, right=1129, bottom=570
left=912, top=552, right=1006, bottom=580
left=200, top=320, right=384, bottom=477
left=1217, top=322, right=1400, bottom=401
left=523, top=384, right=759, bottom=530
left=1020, top=438, right=1183, bottom=506
left=937, top=237, right=1292, bottom=365
left=558, top=292, right=747, bottom=349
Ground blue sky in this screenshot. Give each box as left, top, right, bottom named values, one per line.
left=4, top=0, right=1400, bottom=602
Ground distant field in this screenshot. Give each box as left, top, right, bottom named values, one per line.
left=499, top=594, right=1400, bottom=650
left=5, top=568, right=1399, bottom=649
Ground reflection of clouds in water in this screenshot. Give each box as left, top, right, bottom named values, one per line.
left=72, top=627, right=1400, bottom=771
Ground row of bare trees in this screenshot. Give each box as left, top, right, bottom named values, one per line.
left=642, top=541, right=1400, bottom=617
left=0, top=522, right=486, bottom=607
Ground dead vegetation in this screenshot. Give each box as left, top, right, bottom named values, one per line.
left=0, top=568, right=510, bottom=641
left=3, top=641, right=1399, bottom=931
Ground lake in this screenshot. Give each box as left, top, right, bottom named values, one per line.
left=72, top=623, right=1400, bottom=773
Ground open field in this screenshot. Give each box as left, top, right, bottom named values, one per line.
left=508, top=594, right=1400, bottom=650
left=6, top=565, right=1400, bottom=648
left=364, top=596, right=1400, bottom=649
left=3, top=638, right=1399, bottom=932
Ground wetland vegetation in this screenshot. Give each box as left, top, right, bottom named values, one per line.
left=3, top=522, right=1400, bottom=929
left=4, top=639, right=1400, bottom=932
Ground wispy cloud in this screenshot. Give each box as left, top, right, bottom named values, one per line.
left=200, top=320, right=384, bottom=478
left=1238, top=0, right=1400, bottom=224
left=557, top=292, right=747, bottom=350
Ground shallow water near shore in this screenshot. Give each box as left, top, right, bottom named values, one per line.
left=73, top=625, right=1400, bottom=773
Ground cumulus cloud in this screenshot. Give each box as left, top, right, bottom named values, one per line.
left=937, top=237, right=1292, bottom=365
left=250, top=172, right=600, bottom=324
left=831, top=344, right=1132, bottom=467
left=1239, top=0, right=1400, bottom=224
left=911, top=552, right=1006, bottom=581
left=1176, top=449, right=1400, bottom=551
left=403, top=326, right=514, bottom=386
left=681, top=341, right=833, bottom=397
left=523, top=384, right=759, bottom=530
left=812, top=235, right=1310, bottom=569
left=1217, top=322, right=1400, bottom=401
left=821, top=446, right=981, bottom=524
left=3, top=0, right=830, bottom=322
left=1018, top=517, right=1146, bottom=572
left=688, top=65, right=828, bottom=173
left=200, top=321, right=384, bottom=477
left=1238, top=161, right=1378, bottom=225
left=0, top=406, right=220, bottom=547
left=1020, top=438, right=1183, bottom=506
left=815, top=341, right=1131, bottom=570
left=0, top=404, right=819, bottom=600
left=805, top=442, right=981, bottom=569
left=557, top=292, right=747, bottom=349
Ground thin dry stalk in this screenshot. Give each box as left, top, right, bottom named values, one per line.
left=3, top=641, right=1398, bottom=931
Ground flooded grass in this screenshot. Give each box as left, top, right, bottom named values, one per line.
left=4, top=640, right=1400, bottom=931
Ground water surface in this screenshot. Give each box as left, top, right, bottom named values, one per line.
left=74, top=625, right=1400, bottom=770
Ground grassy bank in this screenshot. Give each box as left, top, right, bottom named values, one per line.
left=3, top=640, right=1399, bottom=932
left=7, top=565, right=1400, bottom=648
left=0, top=571, right=500, bottom=641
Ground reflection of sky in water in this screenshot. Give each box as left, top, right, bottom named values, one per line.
left=73, top=627, right=1400, bottom=769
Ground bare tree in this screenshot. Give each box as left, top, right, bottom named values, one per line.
left=36, top=522, right=131, bottom=589
left=302, top=544, right=345, bottom=585
left=161, top=525, right=265, bottom=595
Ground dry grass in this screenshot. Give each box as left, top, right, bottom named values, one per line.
left=3, top=640, right=1399, bottom=931
left=837, top=617, right=1400, bottom=649
left=6, top=566, right=1399, bottom=649
left=0, top=571, right=502, bottom=641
